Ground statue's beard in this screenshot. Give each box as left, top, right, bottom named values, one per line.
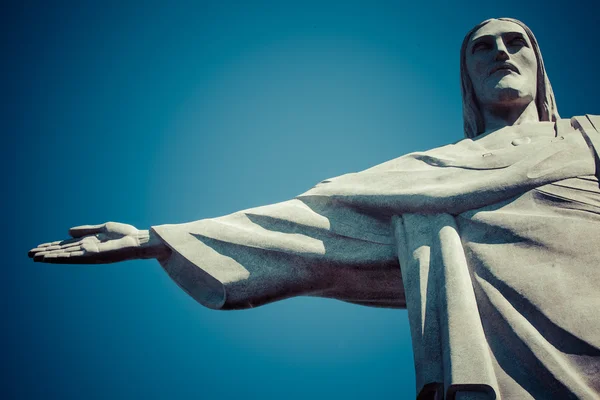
left=495, top=86, right=522, bottom=103
left=497, top=87, right=532, bottom=106
left=480, top=84, right=534, bottom=111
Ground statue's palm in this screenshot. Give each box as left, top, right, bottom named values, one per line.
left=29, top=222, right=142, bottom=264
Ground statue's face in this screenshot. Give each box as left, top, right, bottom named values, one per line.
left=465, top=19, right=538, bottom=110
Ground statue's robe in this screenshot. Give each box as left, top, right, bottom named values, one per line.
left=152, top=115, right=600, bottom=399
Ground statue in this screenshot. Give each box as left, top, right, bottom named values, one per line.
left=28, top=18, right=600, bottom=399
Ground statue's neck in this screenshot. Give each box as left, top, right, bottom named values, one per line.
left=481, top=100, right=540, bottom=135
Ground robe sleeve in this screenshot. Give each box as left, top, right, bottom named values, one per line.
left=151, top=196, right=404, bottom=310
left=152, top=116, right=599, bottom=311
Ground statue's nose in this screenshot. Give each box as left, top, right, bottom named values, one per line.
left=494, top=39, right=509, bottom=61
left=495, top=49, right=509, bottom=61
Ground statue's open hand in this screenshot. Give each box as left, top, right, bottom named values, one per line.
left=28, top=222, right=145, bottom=264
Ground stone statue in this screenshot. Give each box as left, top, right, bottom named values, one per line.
left=28, top=18, right=600, bottom=399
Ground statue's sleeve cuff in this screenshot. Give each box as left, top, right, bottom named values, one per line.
left=150, top=224, right=228, bottom=310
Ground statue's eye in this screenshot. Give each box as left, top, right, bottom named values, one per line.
left=509, top=37, right=527, bottom=47
left=472, top=41, right=490, bottom=53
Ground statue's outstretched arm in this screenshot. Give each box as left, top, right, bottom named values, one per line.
left=27, top=214, right=403, bottom=311
left=28, top=222, right=171, bottom=264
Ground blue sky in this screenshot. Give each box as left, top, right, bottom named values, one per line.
left=4, top=1, right=600, bottom=399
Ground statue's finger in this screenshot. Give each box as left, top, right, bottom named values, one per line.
left=58, top=239, right=83, bottom=250
left=63, top=245, right=82, bottom=253
left=29, top=247, right=46, bottom=257
left=29, top=237, right=85, bottom=257
left=69, top=224, right=106, bottom=238
left=58, top=237, right=81, bottom=246
left=33, top=251, right=51, bottom=262
left=43, top=252, right=72, bottom=263
left=29, top=241, right=66, bottom=256
left=37, top=241, right=62, bottom=248
left=43, top=252, right=63, bottom=259
left=35, top=246, right=76, bottom=257
left=32, top=246, right=91, bottom=263
left=63, top=251, right=88, bottom=262
left=49, top=251, right=97, bottom=264
left=41, top=245, right=62, bottom=252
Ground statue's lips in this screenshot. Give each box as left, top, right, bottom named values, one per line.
left=489, top=63, right=519, bottom=76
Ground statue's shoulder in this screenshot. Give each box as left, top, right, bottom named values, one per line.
left=562, top=114, right=599, bottom=124
left=582, top=114, right=600, bottom=129
left=561, top=115, right=600, bottom=134
left=361, top=139, right=478, bottom=174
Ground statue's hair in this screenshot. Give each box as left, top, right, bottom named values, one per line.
left=460, top=18, right=559, bottom=138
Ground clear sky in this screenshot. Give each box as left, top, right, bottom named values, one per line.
left=4, top=1, right=600, bottom=399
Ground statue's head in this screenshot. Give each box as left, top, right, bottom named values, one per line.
left=460, top=18, right=559, bottom=138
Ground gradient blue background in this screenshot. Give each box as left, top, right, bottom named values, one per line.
left=4, top=1, right=600, bottom=399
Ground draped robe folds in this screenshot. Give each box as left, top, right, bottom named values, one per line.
left=152, top=115, right=600, bottom=399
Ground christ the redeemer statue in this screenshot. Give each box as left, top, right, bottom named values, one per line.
left=29, top=18, right=600, bottom=399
